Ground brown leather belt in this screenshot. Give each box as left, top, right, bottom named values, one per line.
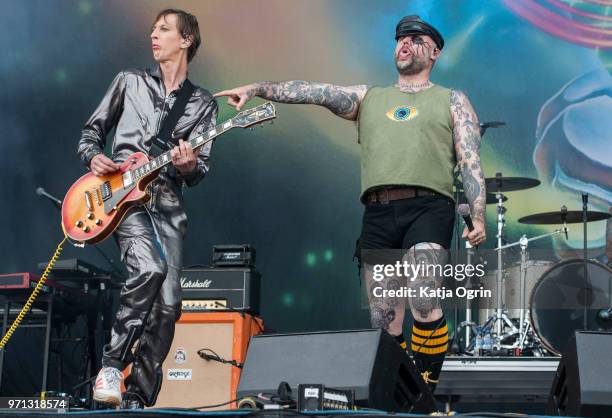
left=364, top=186, right=438, bottom=204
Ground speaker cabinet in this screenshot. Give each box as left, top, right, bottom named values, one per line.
left=547, top=331, right=612, bottom=417
left=154, top=312, right=263, bottom=409
left=237, top=329, right=435, bottom=413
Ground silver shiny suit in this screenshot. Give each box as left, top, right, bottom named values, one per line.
left=77, top=68, right=217, bottom=405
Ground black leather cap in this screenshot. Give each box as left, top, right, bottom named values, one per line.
left=395, top=15, right=444, bottom=50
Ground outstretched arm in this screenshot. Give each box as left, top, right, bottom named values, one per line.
left=451, top=90, right=487, bottom=246
left=215, top=81, right=368, bottom=121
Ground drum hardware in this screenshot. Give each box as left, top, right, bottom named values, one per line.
left=518, top=200, right=611, bottom=334
left=452, top=173, right=547, bottom=355
left=480, top=173, right=542, bottom=351
left=453, top=170, right=609, bottom=357
left=448, top=119, right=504, bottom=352
left=496, top=224, right=569, bottom=351
left=478, top=121, right=506, bottom=136
left=500, top=201, right=612, bottom=356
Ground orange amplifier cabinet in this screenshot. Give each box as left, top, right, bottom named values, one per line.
left=153, top=312, right=263, bottom=409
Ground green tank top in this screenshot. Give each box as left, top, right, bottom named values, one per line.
left=358, top=85, right=456, bottom=201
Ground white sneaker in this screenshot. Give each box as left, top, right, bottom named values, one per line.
left=93, top=367, right=123, bottom=405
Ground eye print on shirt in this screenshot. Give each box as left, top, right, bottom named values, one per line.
left=386, top=106, right=418, bottom=122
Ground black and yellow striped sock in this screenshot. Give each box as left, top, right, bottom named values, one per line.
left=394, top=334, right=408, bottom=351
left=411, top=317, right=448, bottom=390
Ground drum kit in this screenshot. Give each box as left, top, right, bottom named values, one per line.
left=453, top=174, right=611, bottom=356
left=450, top=123, right=612, bottom=357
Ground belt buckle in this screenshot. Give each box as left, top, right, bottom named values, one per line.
left=379, top=189, right=390, bottom=204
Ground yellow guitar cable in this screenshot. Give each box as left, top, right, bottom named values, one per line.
left=0, top=235, right=68, bottom=351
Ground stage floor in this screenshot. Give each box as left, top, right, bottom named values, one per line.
left=0, top=357, right=562, bottom=417
left=0, top=410, right=567, bottom=418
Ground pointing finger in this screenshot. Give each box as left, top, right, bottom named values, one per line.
left=213, top=90, right=232, bottom=98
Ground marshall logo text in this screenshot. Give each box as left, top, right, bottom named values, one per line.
left=180, top=277, right=212, bottom=289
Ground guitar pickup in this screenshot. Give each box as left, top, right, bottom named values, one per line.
left=100, top=181, right=112, bottom=201
left=84, top=191, right=93, bottom=211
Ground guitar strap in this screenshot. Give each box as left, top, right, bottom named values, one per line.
left=150, top=79, right=196, bottom=157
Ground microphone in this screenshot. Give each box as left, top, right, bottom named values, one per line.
left=36, top=187, right=62, bottom=209
left=458, top=204, right=475, bottom=232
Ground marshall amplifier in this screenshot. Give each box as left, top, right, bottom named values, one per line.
left=179, top=267, right=260, bottom=314
left=212, top=244, right=255, bottom=267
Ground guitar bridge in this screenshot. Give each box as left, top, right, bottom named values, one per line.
left=100, top=181, right=112, bottom=201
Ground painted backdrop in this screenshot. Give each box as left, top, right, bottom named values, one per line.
left=1, top=0, right=610, bottom=334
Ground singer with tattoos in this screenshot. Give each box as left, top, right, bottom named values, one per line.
left=215, top=15, right=486, bottom=391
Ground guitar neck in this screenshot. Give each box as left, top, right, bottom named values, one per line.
left=128, top=101, right=275, bottom=182
left=130, top=120, right=234, bottom=181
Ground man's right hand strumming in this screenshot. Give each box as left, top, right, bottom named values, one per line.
left=90, top=154, right=120, bottom=177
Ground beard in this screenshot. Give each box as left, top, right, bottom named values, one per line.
left=395, top=55, right=428, bottom=76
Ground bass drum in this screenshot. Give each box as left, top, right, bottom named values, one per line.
left=530, top=259, right=612, bottom=355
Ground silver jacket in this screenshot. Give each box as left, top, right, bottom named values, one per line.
left=77, top=67, right=218, bottom=187
left=78, top=68, right=217, bottom=405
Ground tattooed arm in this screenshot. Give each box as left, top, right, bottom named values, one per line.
left=215, top=81, right=369, bottom=121
left=450, top=90, right=487, bottom=246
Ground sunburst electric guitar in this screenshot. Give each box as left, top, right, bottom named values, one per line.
left=61, top=102, right=276, bottom=245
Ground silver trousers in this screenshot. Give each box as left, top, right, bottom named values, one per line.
left=102, top=176, right=186, bottom=406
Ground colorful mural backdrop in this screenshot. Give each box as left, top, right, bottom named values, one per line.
left=1, top=0, right=610, bottom=333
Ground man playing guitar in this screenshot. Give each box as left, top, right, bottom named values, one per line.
left=77, top=8, right=217, bottom=408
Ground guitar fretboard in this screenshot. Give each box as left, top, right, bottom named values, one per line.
left=130, top=119, right=234, bottom=180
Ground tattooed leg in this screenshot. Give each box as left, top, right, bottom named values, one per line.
left=404, top=242, right=448, bottom=322
left=364, top=262, right=406, bottom=336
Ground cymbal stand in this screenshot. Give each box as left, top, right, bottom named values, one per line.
left=582, top=194, right=589, bottom=330
left=493, top=183, right=509, bottom=338
left=473, top=187, right=518, bottom=351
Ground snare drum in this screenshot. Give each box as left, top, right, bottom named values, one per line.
left=478, top=260, right=553, bottom=324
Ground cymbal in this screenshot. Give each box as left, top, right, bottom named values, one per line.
left=458, top=192, right=507, bottom=205
left=485, top=176, right=541, bottom=192
left=518, top=210, right=611, bottom=225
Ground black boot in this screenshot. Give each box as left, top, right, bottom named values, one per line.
left=410, top=317, right=449, bottom=393
left=413, top=358, right=444, bottom=393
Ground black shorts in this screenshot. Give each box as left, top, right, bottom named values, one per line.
left=355, top=194, right=455, bottom=261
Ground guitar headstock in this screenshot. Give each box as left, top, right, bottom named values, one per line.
left=231, top=102, right=276, bottom=128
